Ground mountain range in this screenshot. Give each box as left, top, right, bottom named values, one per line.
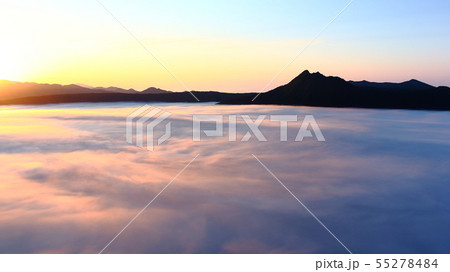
left=1, top=71, right=450, bottom=110
left=220, top=70, right=450, bottom=110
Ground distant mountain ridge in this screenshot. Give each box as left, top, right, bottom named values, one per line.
left=0, top=80, right=108, bottom=100
left=1, top=72, right=450, bottom=110
left=93, top=86, right=138, bottom=94
left=0, top=80, right=171, bottom=99
left=348, top=79, right=434, bottom=90
left=141, top=87, right=171, bottom=94
left=0, top=79, right=252, bottom=105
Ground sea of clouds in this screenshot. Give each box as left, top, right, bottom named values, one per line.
left=0, top=102, right=450, bottom=253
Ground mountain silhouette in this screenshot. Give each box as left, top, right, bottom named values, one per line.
left=348, top=79, right=434, bottom=90
left=1, top=71, right=450, bottom=110
left=221, top=70, right=450, bottom=110
left=141, top=87, right=171, bottom=94
left=93, top=86, right=138, bottom=94
left=260, top=70, right=361, bottom=107
left=0, top=80, right=109, bottom=100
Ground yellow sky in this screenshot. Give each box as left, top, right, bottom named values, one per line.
left=1, top=0, right=449, bottom=92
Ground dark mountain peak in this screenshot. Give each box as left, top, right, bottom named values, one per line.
left=299, top=70, right=311, bottom=76
left=295, top=70, right=325, bottom=78
left=220, top=70, right=450, bottom=110
left=289, top=70, right=326, bottom=84
left=289, top=70, right=349, bottom=87
left=142, top=87, right=171, bottom=94
left=259, top=70, right=357, bottom=107
left=401, top=79, right=434, bottom=89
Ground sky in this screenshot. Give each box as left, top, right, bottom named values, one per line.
left=0, top=0, right=449, bottom=92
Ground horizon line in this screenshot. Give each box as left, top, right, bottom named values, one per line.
left=1, top=70, right=446, bottom=94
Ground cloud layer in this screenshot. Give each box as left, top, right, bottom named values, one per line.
left=1, top=102, right=450, bottom=253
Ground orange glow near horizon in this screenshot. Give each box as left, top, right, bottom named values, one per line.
left=3, top=35, right=449, bottom=92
